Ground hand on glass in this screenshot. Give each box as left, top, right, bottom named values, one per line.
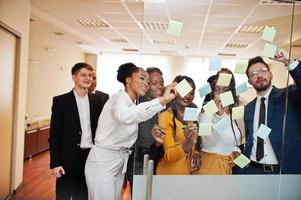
left=159, top=82, right=178, bottom=105
left=183, top=122, right=198, bottom=144
left=273, top=48, right=294, bottom=66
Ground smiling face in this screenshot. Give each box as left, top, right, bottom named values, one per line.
left=72, top=68, right=93, bottom=89
left=146, top=72, right=164, bottom=99
left=247, top=62, right=273, bottom=92
left=127, top=69, right=150, bottom=97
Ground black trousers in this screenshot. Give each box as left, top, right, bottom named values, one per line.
left=55, top=149, right=90, bottom=200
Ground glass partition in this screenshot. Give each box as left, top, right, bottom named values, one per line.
left=133, top=0, right=301, bottom=199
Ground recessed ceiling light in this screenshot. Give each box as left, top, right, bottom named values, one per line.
left=52, top=32, right=64, bottom=36
left=76, top=19, right=110, bottom=28
left=218, top=53, right=236, bottom=57
left=122, top=48, right=139, bottom=52
left=153, top=39, right=176, bottom=45
left=107, top=38, right=128, bottom=43
left=238, top=25, right=264, bottom=34
left=226, top=42, right=249, bottom=48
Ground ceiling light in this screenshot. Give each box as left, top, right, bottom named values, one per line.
left=139, top=22, right=168, bottom=31
left=226, top=42, right=249, bottom=48
left=122, top=48, right=139, bottom=52
left=238, top=25, right=264, bottom=34
left=218, top=53, right=236, bottom=57
left=107, top=38, right=128, bottom=43
left=153, top=39, right=176, bottom=45
left=76, top=19, right=110, bottom=28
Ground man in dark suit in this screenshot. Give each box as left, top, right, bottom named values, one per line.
left=88, top=68, right=109, bottom=108
left=243, top=49, right=301, bottom=174
left=49, top=63, right=103, bottom=200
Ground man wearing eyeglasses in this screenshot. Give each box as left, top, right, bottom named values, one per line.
left=243, top=49, right=301, bottom=174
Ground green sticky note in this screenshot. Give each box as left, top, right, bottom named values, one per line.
left=219, top=91, right=234, bottom=107
left=216, top=73, right=232, bottom=87
left=262, top=43, right=277, bottom=58
left=233, top=154, right=250, bottom=169
left=175, top=79, right=193, bottom=97
left=234, top=61, right=248, bottom=74
left=166, top=20, right=183, bottom=36
left=261, top=26, right=276, bottom=43
left=232, top=106, right=244, bottom=120
left=203, top=100, right=218, bottom=116
left=198, top=123, right=212, bottom=136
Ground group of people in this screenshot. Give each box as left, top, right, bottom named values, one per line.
left=49, top=49, right=301, bottom=200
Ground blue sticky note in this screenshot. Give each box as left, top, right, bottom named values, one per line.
left=219, top=91, right=234, bottom=107
left=209, top=57, right=222, bottom=71
left=235, top=82, right=248, bottom=96
left=212, top=117, right=228, bottom=134
left=257, top=124, right=272, bottom=140
left=198, top=83, right=212, bottom=97
left=183, top=107, right=198, bottom=121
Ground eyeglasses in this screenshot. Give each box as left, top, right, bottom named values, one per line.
left=249, top=67, right=269, bottom=78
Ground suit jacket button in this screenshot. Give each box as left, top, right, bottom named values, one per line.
left=77, top=143, right=80, bottom=147
left=78, top=131, right=82, bottom=135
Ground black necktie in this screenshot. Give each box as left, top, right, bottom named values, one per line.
left=256, top=97, right=265, bottom=162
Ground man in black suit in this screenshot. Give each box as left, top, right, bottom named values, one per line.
left=49, top=63, right=103, bottom=200
left=88, top=68, right=109, bottom=108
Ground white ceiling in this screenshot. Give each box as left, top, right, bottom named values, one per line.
left=30, top=0, right=301, bottom=58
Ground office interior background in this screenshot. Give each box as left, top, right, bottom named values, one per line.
left=0, top=0, right=301, bottom=199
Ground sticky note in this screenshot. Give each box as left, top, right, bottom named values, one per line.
left=261, top=26, right=276, bottom=43
left=198, top=123, right=212, bottom=136
left=235, top=82, right=248, bottom=96
left=216, top=73, right=232, bottom=87
left=209, top=57, right=222, bottom=71
left=257, top=124, right=272, bottom=140
left=262, top=43, right=277, bottom=58
left=166, top=20, right=183, bottom=36
left=232, top=106, right=244, bottom=120
left=198, top=83, right=212, bottom=97
left=175, top=79, right=193, bottom=97
left=183, top=107, right=199, bottom=121
left=219, top=91, right=234, bottom=107
left=212, top=117, right=228, bottom=134
left=234, top=61, right=248, bottom=74
left=233, top=154, right=250, bottom=169
left=203, top=100, right=218, bottom=116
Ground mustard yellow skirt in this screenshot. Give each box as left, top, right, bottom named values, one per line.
left=193, top=151, right=234, bottom=175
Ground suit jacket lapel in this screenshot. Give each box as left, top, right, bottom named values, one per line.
left=69, top=90, right=81, bottom=130
left=267, top=87, right=276, bottom=128
left=88, top=93, right=96, bottom=143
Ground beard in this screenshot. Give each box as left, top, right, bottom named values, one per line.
left=254, top=79, right=272, bottom=92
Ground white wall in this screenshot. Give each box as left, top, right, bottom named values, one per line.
left=26, top=34, right=85, bottom=118
left=0, top=0, right=30, bottom=191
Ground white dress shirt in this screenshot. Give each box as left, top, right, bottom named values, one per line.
left=73, top=90, right=93, bottom=149
left=250, top=87, right=278, bottom=164
left=94, top=90, right=165, bottom=149
left=199, top=112, right=241, bottom=156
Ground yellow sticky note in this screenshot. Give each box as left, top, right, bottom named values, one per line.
left=203, top=100, right=218, bottom=116
left=262, top=43, right=277, bottom=58
left=198, top=123, right=212, bottom=136
left=166, top=20, right=183, bottom=36
left=219, top=91, right=234, bottom=107
left=233, top=154, right=250, bottom=169
left=234, top=61, right=248, bottom=74
left=216, top=73, right=232, bottom=87
left=175, top=79, right=193, bottom=97
left=232, top=106, right=244, bottom=120
left=261, top=26, right=276, bottom=43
